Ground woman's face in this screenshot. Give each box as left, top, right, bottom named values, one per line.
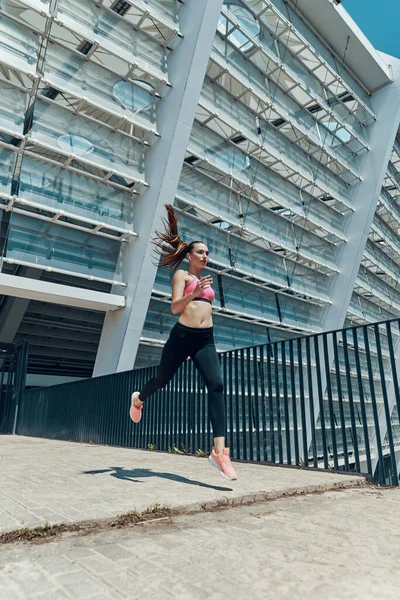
left=189, top=243, right=209, bottom=267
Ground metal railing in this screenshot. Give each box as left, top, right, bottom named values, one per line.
left=15, top=318, right=400, bottom=485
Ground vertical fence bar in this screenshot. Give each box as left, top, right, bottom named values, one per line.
left=274, top=342, right=283, bottom=463
left=195, top=364, right=200, bottom=454
left=374, top=323, right=398, bottom=486
left=164, top=374, right=171, bottom=452
left=332, top=332, right=349, bottom=471
left=352, top=328, right=373, bottom=477
left=135, top=369, right=142, bottom=448
left=387, top=321, right=400, bottom=427
left=189, top=358, right=195, bottom=455
left=182, top=359, right=188, bottom=451
left=259, top=345, right=268, bottom=462
left=314, top=336, right=328, bottom=469
left=157, top=370, right=164, bottom=451
left=289, top=339, right=299, bottom=466
left=171, top=368, right=177, bottom=451
left=297, top=338, right=308, bottom=466
left=342, top=330, right=361, bottom=474
left=305, top=337, right=318, bottom=468
left=188, top=359, right=193, bottom=451
left=281, top=341, right=291, bottom=466
left=363, top=325, right=384, bottom=484
left=246, top=347, right=254, bottom=462
left=0, top=357, right=7, bottom=433
left=234, top=350, right=240, bottom=459
left=267, top=343, right=275, bottom=463
left=179, top=364, right=185, bottom=450
left=253, top=346, right=261, bottom=462
left=228, top=351, right=234, bottom=457
left=151, top=367, right=158, bottom=448
left=201, top=365, right=206, bottom=453
left=322, top=333, right=338, bottom=470
left=240, top=349, right=247, bottom=460
left=222, top=352, right=227, bottom=449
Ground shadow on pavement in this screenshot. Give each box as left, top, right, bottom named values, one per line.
left=82, top=466, right=232, bottom=492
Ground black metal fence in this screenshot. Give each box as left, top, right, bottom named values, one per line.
left=15, top=318, right=400, bottom=485
left=0, top=341, right=29, bottom=434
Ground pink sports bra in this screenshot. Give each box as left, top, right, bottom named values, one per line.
left=183, top=274, right=215, bottom=304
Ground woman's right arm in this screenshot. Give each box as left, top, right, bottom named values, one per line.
left=171, top=270, right=194, bottom=315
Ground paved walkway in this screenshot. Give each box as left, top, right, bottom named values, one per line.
left=2, top=486, right=400, bottom=600
left=0, top=436, right=363, bottom=533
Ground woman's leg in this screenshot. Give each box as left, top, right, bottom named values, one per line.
left=191, top=343, right=226, bottom=453
left=136, top=327, right=189, bottom=405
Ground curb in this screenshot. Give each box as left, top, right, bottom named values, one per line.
left=0, top=476, right=366, bottom=546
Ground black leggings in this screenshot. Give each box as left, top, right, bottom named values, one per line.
left=139, top=322, right=226, bottom=438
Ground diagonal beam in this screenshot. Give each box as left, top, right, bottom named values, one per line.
left=94, top=0, right=225, bottom=376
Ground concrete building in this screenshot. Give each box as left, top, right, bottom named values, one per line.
left=0, top=0, right=399, bottom=387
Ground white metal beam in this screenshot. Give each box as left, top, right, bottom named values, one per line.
left=0, top=274, right=125, bottom=312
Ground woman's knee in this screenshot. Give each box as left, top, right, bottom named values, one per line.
left=155, top=375, right=171, bottom=390
left=208, top=378, right=224, bottom=395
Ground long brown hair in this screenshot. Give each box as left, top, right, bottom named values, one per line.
left=153, top=204, right=202, bottom=272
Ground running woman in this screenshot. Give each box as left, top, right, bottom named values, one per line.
left=129, top=204, right=237, bottom=481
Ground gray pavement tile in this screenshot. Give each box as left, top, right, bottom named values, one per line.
left=56, top=569, right=110, bottom=598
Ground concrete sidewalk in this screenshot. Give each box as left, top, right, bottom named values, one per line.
left=0, top=435, right=364, bottom=534
left=2, top=486, right=400, bottom=600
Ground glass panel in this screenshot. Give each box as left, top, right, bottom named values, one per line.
left=189, top=122, right=250, bottom=182
left=277, top=295, right=322, bottom=328
left=18, top=156, right=134, bottom=228
left=5, top=212, right=120, bottom=280
left=31, top=100, right=146, bottom=180
left=0, top=148, right=14, bottom=194
left=219, top=1, right=261, bottom=51
left=44, top=44, right=156, bottom=125
left=0, top=15, right=39, bottom=75
left=57, top=0, right=167, bottom=76
left=0, top=82, right=26, bottom=137
left=348, top=293, right=395, bottom=323
left=249, top=160, right=344, bottom=234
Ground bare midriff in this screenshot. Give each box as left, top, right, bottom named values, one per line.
left=178, top=301, right=213, bottom=329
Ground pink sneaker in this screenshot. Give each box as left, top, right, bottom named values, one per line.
left=129, top=392, right=142, bottom=423
left=208, top=448, right=237, bottom=481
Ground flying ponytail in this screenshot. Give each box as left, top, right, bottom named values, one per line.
left=152, top=204, right=190, bottom=271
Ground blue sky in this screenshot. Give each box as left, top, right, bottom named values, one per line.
left=344, top=0, right=400, bottom=58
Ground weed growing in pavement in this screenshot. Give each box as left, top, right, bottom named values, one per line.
left=168, top=444, right=180, bottom=454
left=0, top=505, right=173, bottom=545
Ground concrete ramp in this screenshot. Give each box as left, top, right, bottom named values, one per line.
left=0, top=436, right=365, bottom=533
